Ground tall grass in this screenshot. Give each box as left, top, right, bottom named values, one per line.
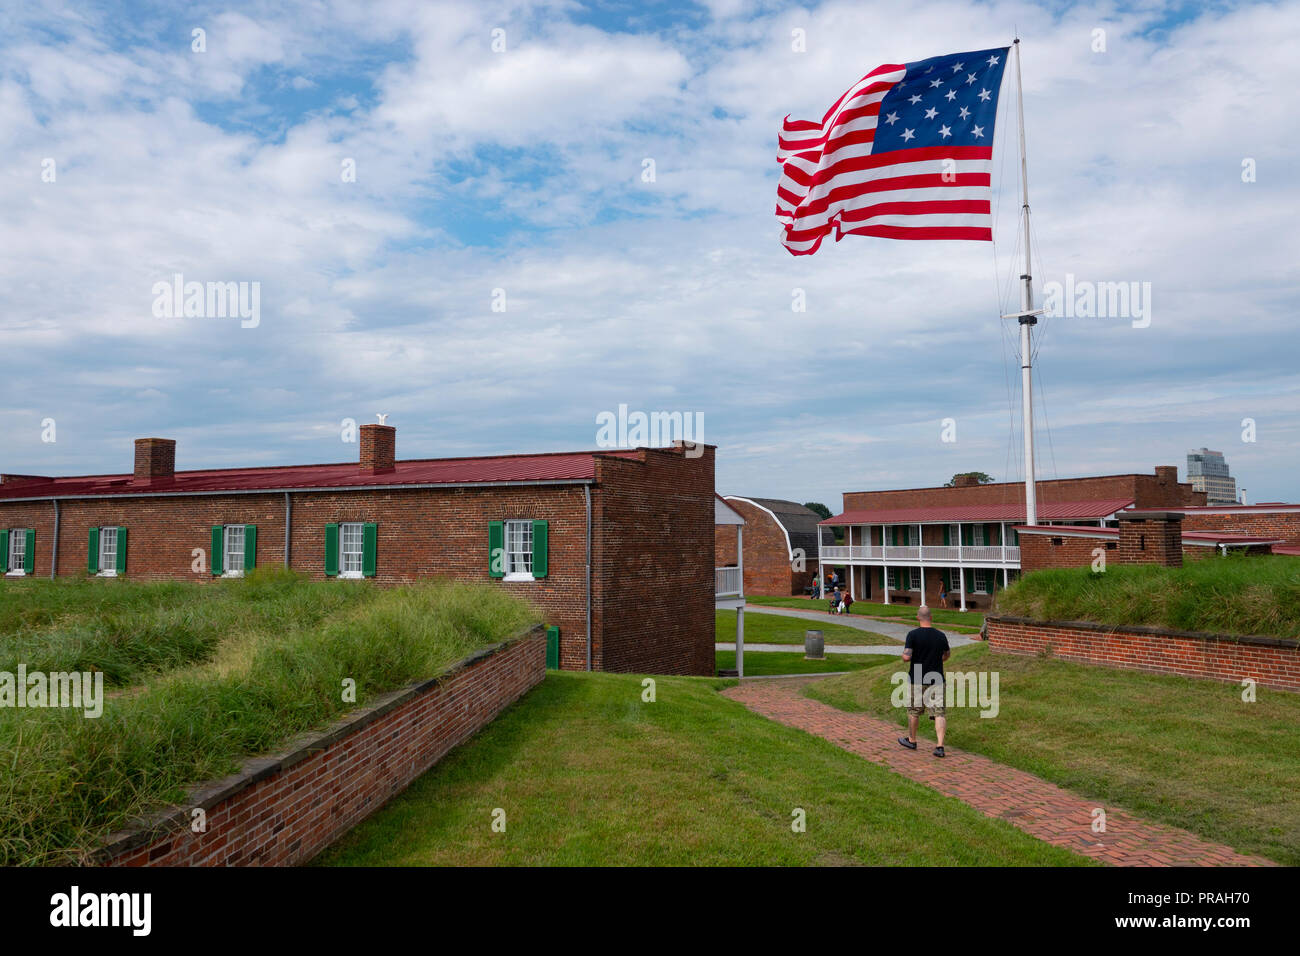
left=995, top=554, right=1300, bottom=637
left=0, top=574, right=540, bottom=865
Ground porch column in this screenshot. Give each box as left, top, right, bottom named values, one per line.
left=849, top=529, right=857, bottom=600
left=882, top=563, right=890, bottom=604
left=735, top=607, right=744, bottom=678
left=919, top=565, right=926, bottom=605
left=1003, top=566, right=1009, bottom=588
left=958, top=566, right=967, bottom=612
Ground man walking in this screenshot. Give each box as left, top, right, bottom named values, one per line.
left=898, top=606, right=951, bottom=757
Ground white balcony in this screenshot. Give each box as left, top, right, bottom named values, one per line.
left=715, top=565, right=743, bottom=597
left=818, top=544, right=1020, bottom=566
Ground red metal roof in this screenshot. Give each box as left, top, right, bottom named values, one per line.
left=821, top=499, right=1134, bottom=525
left=0, top=449, right=646, bottom=500
left=1013, top=524, right=1283, bottom=546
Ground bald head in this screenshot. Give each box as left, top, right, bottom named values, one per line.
left=917, top=605, right=933, bottom=626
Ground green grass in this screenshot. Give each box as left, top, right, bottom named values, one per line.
left=0, top=572, right=540, bottom=866
left=317, top=671, right=1091, bottom=866
left=746, top=595, right=983, bottom=632
left=715, top=609, right=898, bottom=646
left=994, top=556, right=1300, bottom=638
left=715, top=649, right=896, bottom=676
left=806, top=643, right=1300, bottom=865
left=0, top=571, right=357, bottom=686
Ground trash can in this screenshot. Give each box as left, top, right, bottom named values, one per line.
left=805, top=629, right=825, bottom=660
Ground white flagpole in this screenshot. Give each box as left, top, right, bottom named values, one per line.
left=1013, top=37, right=1038, bottom=526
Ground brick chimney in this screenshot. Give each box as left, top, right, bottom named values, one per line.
left=1117, top=511, right=1183, bottom=567
left=952, top=474, right=980, bottom=488
left=359, top=424, right=396, bottom=473
left=133, top=438, right=176, bottom=483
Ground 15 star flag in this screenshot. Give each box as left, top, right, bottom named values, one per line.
left=776, top=47, right=1009, bottom=255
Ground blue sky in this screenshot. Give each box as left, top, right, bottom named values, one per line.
left=2, top=0, right=1297, bottom=508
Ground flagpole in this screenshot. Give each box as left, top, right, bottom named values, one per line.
left=1013, top=37, right=1038, bottom=527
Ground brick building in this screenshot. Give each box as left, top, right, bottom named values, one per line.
left=0, top=426, right=717, bottom=676
left=1178, top=503, right=1300, bottom=547
left=818, top=466, right=1208, bottom=611
left=714, top=497, right=820, bottom=596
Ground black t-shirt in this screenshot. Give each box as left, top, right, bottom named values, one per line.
left=904, top=627, right=950, bottom=683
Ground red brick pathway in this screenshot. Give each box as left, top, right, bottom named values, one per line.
left=723, top=678, right=1274, bottom=867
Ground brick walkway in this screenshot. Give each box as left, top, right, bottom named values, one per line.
left=723, top=678, right=1274, bottom=867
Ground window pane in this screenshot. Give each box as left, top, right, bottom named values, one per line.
left=10, top=530, right=24, bottom=570
left=225, top=525, right=244, bottom=572
left=505, top=520, right=532, bottom=575
left=341, top=523, right=363, bottom=573
left=100, top=527, right=116, bottom=569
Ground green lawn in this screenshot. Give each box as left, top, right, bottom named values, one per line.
left=746, top=595, right=983, bottom=632
left=996, top=555, right=1300, bottom=638
left=715, top=649, right=896, bottom=676
left=317, top=671, right=1090, bottom=866
left=715, top=609, right=898, bottom=646
left=806, top=643, right=1300, bottom=865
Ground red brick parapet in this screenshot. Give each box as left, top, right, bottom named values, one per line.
left=986, top=615, right=1300, bottom=692
left=95, top=625, right=546, bottom=866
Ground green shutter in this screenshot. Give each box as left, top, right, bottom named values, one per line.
left=362, top=523, right=377, bottom=577
left=890, top=526, right=897, bottom=546
left=87, top=527, right=99, bottom=573
left=23, top=529, right=35, bottom=574
left=488, top=521, right=504, bottom=578
left=244, top=525, right=257, bottom=571
left=0, top=529, right=8, bottom=572
left=943, top=524, right=950, bottom=546
left=961, top=524, right=971, bottom=546
left=546, top=625, right=560, bottom=669
left=324, top=523, right=339, bottom=577
left=878, top=566, right=885, bottom=589
left=211, top=526, right=223, bottom=576
left=531, top=520, right=548, bottom=578
left=115, top=528, right=127, bottom=574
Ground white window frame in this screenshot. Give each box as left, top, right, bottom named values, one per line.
left=339, top=522, right=364, bottom=579
left=504, top=519, right=534, bottom=582
left=887, top=567, right=900, bottom=590
left=98, top=526, right=118, bottom=577
left=909, top=567, right=922, bottom=591
left=223, top=525, right=245, bottom=577
left=972, top=568, right=990, bottom=594
left=7, top=529, right=27, bottom=576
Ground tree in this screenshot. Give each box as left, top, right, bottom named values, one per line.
left=803, top=501, right=831, bottom=521
left=945, top=472, right=994, bottom=488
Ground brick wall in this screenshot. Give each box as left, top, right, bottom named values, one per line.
left=1019, top=531, right=1116, bottom=571
left=987, top=616, right=1300, bottom=692
left=1117, top=513, right=1182, bottom=566
left=594, top=446, right=714, bottom=676
left=1182, top=510, right=1300, bottom=546
left=842, top=468, right=1205, bottom=513
left=715, top=498, right=798, bottom=596
left=98, top=627, right=545, bottom=866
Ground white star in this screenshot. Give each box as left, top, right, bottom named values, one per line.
left=909, top=94, right=922, bottom=104
left=952, top=62, right=964, bottom=73
left=924, top=106, right=938, bottom=120
left=901, top=128, right=915, bottom=142
left=987, top=54, right=1000, bottom=66
left=944, top=89, right=957, bottom=102
left=929, top=77, right=943, bottom=88
left=972, top=124, right=985, bottom=138
left=939, top=124, right=952, bottom=138
left=959, top=105, right=971, bottom=120
left=884, top=111, right=899, bottom=125
left=966, top=73, right=978, bottom=85
left=978, top=87, right=991, bottom=101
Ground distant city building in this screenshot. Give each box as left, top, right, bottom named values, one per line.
left=1187, top=448, right=1239, bottom=505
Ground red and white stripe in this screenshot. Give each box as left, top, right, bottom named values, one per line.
left=777, top=64, right=993, bottom=255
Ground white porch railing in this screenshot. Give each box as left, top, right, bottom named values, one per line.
left=818, top=545, right=1020, bottom=565
left=715, top=566, right=743, bottom=596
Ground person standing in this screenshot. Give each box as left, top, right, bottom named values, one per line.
left=897, top=606, right=952, bottom=757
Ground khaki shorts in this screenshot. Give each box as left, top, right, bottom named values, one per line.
left=906, top=681, right=946, bottom=718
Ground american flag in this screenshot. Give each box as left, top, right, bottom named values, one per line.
left=776, top=47, right=1009, bottom=255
